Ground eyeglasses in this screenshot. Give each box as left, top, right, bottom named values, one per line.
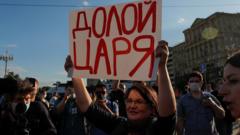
left=125, top=99, right=147, bottom=106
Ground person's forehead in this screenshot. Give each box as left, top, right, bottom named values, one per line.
left=128, top=89, right=144, bottom=99
left=224, top=64, right=240, bottom=79
left=189, top=76, right=201, bottom=81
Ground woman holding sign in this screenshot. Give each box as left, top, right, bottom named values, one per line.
left=64, top=40, right=176, bottom=135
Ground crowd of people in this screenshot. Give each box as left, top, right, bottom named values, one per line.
left=0, top=40, right=240, bottom=135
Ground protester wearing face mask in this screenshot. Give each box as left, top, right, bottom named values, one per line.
left=94, top=82, right=119, bottom=117
left=176, top=71, right=225, bottom=135
left=12, top=89, right=31, bottom=114
left=0, top=83, right=57, bottom=135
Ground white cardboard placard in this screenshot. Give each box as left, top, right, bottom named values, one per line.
left=69, top=0, right=162, bottom=81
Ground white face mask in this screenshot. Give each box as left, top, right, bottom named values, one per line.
left=189, top=83, right=201, bottom=92
left=25, top=102, right=30, bottom=112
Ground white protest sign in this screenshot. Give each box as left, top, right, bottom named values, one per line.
left=69, top=0, right=162, bottom=81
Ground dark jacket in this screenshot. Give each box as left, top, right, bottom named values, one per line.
left=84, top=104, right=176, bottom=135
left=0, top=101, right=57, bottom=135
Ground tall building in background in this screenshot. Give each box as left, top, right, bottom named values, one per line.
left=173, top=12, right=240, bottom=90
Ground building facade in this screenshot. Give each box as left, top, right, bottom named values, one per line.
left=173, top=12, right=240, bottom=90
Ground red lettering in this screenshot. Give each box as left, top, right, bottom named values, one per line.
left=73, top=40, right=93, bottom=73
left=73, top=11, right=91, bottom=38
left=71, top=0, right=159, bottom=79
left=144, top=0, right=152, bottom=4
left=106, top=6, right=122, bottom=37
left=138, top=1, right=156, bottom=33
left=129, top=35, right=154, bottom=78
left=121, top=3, right=138, bottom=35
left=112, top=37, right=131, bottom=76
left=92, top=7, right=107, bottom=38
left=94, top=39, right=111, bottom=75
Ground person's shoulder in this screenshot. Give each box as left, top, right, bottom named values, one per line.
left=151, top=114, right=176, bottom=134
left=112, top=101, right=118, bottom=106
left=106, top=100, right=118, bottom=108
left=30, top=101, right=41, bottom=107
left=203, top=91, right=215, bottom=98
left=211, top=90, right=218, bottom=96
left=179, top=93, right=191, bottom=101
left=30, top=101, right=48, bottom=111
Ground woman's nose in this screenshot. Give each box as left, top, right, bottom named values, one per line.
left=218, top=83, right=228, bottom=96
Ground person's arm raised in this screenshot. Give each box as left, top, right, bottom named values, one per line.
left=72, top=77, right=92, bottom=112
left=156, top=40, right=176, bottom=117
left=64, top=56, right=92, bottom=113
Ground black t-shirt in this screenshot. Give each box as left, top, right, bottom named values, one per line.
left=25, top=101, right=57, bottom=135
left=85, top=104, right=176, bottom=135
left=0, top=101, right=57, bottom=135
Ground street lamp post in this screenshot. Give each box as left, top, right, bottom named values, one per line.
left=0, top=50, right=13, bottom=78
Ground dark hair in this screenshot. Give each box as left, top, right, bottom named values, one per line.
left=125, top=83, right=159, bottom=116
left=95, top=81, right=106, bottom=89
left=188, top=71, right=203, bottom=81
left=66, top=81, right=73, bottom=88
left=0, top=78, right=18, bottom=95
left=39, top=88, right=47, bottom=94
left=18, top=87, right=35, bottom=96
left=225, top=51, right=240, bottom=68
left=86, top=85, right=95, bottom=94
left=25, top=77, right=37, bottom=87
left=151, top=85, right=158, bottom=94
